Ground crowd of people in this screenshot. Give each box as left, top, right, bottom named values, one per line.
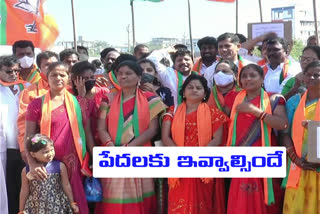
left=0, top=32, right=319, bottom=214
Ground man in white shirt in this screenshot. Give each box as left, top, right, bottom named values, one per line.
left=192, top=37, right=218, bottom=75
left=148, top=48, right=194, bottom=106
left=264, top=37, right=301, bottom=93
left=0, top=55, right=29, bottom=214
left=204, top=33, right=251, bottom=89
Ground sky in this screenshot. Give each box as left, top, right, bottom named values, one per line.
left=43, top=0, right=316, bottom=46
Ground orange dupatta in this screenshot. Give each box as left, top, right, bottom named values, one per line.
left=40, top=90, right=86, bottom=164
left=169, top=102, right=213, bottom=188
left=108, top=89, right=150, bottom=146
left=286, top=91, right=320, bottom=188
left=192, top=58, right=203, bottom=74
left=226, top=89, right=275, bottom=205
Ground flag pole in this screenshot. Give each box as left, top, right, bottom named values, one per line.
left=258, top=0, right=263, bottom=22
left=131, top=0, right=136, bottom=50
left=236, top=0, right=238, bottom=33
left=313, top=0, right=319, bottom=45
left=187, top=0, right=194, bottom=59
left=71, top=0, right=77, bottom=51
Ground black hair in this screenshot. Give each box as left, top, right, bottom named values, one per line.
left=137, top=58, right=157, bottom=72
left=71, top=61, right=95, bottom=77
left=116, top=60, right=142, bottom=77
left=26, top=134, right=53, bottom=153
left=172, top=49, right=192, bottom=64
left=235, top=33, right=247, bottom=44
left=215, top=59, right=238, bottom=76
left=240, top=63, right=264, bottom=82
left=174, top=44, right=188, bottom=50
left=36, top=51, right=59, bottom=68
left=100, top=48, right=118, bottom=59
left=111, top=54, right=137, bottom=72
left=134, top=44, right=149, bottom=54
left=59, top=49, right=79, bottom=61
left=91, top=59, right=102, bottom=70
left=197, top=36, right=218, bottom=49
left=217, top=33, right=240, bottom=44
left=0, top=55, right=19, bottom=70
left=76, top=46, right=89, bottom=55
left=137, top=58, right=162, bottom=86
left=266, top=37, right=289, bottom=54
left=12, top=40, right=35, bottom=54
left=302, top=46, right=320, bottom=60
left=47, top=61, right=69, bottom=77
left=307, top=35, right=317, bottom=44
left=179, top=74, right=210, bottom=102
left=304, top=60, right=320, bottom=73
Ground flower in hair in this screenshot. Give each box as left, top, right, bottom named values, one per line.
left=31, top=136, right=47, bottom=145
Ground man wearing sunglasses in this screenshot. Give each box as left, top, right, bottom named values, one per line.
left=0, top=55, right=30, bottom=214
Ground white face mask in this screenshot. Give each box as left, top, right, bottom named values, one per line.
left=19, top=56, right=34, bottom=68
left=213, top=71, right=234, bottom=86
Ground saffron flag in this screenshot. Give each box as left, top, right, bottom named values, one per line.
left=208, top=0, right=235, bottom=2
left=0, top=0, right=59, bottom=50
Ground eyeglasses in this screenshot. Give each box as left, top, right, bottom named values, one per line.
left=299, top=56, right=318, bottom=63
left=4, top=69, right=20, bottom=74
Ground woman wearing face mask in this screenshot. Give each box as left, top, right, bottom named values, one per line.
left=71, top=61, right=109, bottom=155
left=207, top=59, right=240, bottom=112
left=225, top=64, right=288, bottom=214
left=138, top=59, right=174, bottom=107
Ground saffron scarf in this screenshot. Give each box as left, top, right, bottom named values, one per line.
left=108, top=89, right=150, bottom=146
left=37, top=73, right=49, bottom=96
left=257, top=58, right=267, bottom=67
left=284, top=91, right=320, bottom=188
left=0, top=79, right=28, bottom=90
left=108, top=70, right=121, bottom=91
left=226, top=89, right=275, bottom=205
left=40, top=90, right=86, bottom=164
left=175, top=70, right=198, bottom=105
left=18, top=65, right=41, bottom=84
left=263, top=59, right=290, bottom=85
left=236, top=55, right=245, bottom=85
left=169, top=102, right=213, bottom=188
left=192, top=58, right=202, bottom=74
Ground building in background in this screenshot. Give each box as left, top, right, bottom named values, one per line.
left=270, top=0, right=319, bottom=44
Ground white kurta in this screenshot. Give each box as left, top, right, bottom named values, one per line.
left=0, top=104, right=8, bottom=214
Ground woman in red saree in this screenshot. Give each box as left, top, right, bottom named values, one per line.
left=24, top=62, right=89, bottom=214
left=162, top=74, right=228, bottom=214
left=95, top=60, right=166, bottom=214
left=224, top=64, right=288, bottom=214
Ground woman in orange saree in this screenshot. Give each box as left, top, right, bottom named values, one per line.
left=95, top=60, right=166, bottom=214
left=162, top=74, right=228, bottom=214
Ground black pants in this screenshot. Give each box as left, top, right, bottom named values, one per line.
left=6, top=149, right=25, bottom=214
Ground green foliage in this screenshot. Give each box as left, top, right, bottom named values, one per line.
left=289, top=39, right=304, bottom=60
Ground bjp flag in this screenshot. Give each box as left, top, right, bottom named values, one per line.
left=208, top=0, right=235, bottom=2
left=0, top=0, right=59, bottom=50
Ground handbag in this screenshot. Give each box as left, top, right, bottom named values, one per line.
left=84, top=177, right=103, bottom=202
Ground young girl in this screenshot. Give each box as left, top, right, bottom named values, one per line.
left=19, top=134, right=79, bottom=214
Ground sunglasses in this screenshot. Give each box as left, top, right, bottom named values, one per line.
left=4, top=69, right=20, bottom=74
